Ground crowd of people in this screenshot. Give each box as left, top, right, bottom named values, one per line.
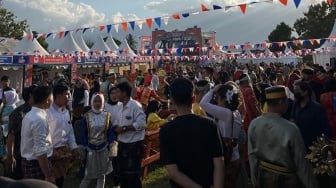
left=0, top=60, right=335, bottom=188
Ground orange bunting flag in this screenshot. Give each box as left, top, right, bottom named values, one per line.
left=201, top=4, right=210, bottom=11
left=99, top=25, right=105, bottom=31
left=172, top=14, right=181, bottom=19
left=239, top=4, right=247, bottom=14
left=59, top=31, right=64, bottom=39
left=278, top=0, right=288, bottom=6
left=327, top=0, right=333, bottom=5
left=121, top=22, right=128, bottom=32
left=146, top=18, right=153, bottom=29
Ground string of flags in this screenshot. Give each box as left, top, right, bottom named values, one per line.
left=9, top=0, right=336, bottom=56
left=32, top=0, right=333, bottom=40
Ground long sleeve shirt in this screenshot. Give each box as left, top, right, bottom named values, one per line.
left=46, top=103, right=78, bottom=150
left=200, top=90, right=242, bottom=161
left=21, top=107, right=53, bottom=160
left=248, top=113, right=318, bottom=188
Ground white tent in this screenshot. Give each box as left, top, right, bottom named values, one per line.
left=13, top=29, right=49, bottom=55
left=118, top=39, right=137, bottom=57
left=59, top=32, right=83, bottom=53
left=90, top=34, right=111, bottom=52
left=75, top=34, right=90, bottom=52
left=0, top=38, right=19, bottom=53
left=105, top=35, right=119, bottom=51
left=313, top=19, right=336, bottom=69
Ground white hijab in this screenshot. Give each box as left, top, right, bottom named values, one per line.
left=91, top=92, right=104, bottom=113
left=4, top=90, right=20, bottom=107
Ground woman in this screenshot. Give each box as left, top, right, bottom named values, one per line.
left=71, top=78, right=89, bottom=123
left=320, top=78, right=336, bottom=139
left=79, top=92, right=114, bottom=188
left=0, top=90, right=20, bottom=159
left=104, top=86, right=121, bottom=188
left=146, top=100, right=167, bottom=131
left=200, top=83, right=243, bottom=188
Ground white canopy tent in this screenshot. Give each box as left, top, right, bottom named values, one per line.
left=106, top=35, right=119, bottom=52
left=0, top=38, right=19, bottom=53
left=13, top=29, right=49, bottom=55
left=90, top=34, right=111, bottom=52
left=313, top=19, right=336, bottom=69
left=75, top=34, right=90, bottom=52
left=118, top=39, right=137, bottom=57
left=59, top=32, right=83, bottom=53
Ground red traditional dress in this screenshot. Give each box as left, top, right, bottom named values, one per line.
left=320, top=91, right=336, bottom=139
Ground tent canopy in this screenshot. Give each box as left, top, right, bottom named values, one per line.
left=118, top=39, right=137, bottom=57
left=59, top=32, right=83, bottom=53
left=90, top=34, right=111, bottom=52
left=13, top=29, right=49, bottom=55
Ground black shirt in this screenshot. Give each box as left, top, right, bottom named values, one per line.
left=159, top=114, right=223, bottom=188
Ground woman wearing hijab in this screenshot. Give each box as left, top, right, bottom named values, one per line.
left=0, top=90, right=20, bottom=159
left=79, top=92, right=114, bottom=188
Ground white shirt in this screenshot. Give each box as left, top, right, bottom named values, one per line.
left=104, top=102, right=123, bottom=125
left=200, top=90, right=242, bottom=161
left=46, top=103, right=78, bottom=150
left=116, top=99, right=146, bottom=143
left=21, top=107, right=53, bottom=160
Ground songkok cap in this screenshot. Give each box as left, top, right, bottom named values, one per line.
left=265, top=86, right=287, bottom=100
left=239, top=73, right=250, bottom=82
left=301, top=67, right=314, bottom=75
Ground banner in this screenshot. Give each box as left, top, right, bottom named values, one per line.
left=0, top=56, right=13, bottom=64
left=13, top=55, right=30, bottom=64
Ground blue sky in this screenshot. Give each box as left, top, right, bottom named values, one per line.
left=2, top=0, right=325, bottom=48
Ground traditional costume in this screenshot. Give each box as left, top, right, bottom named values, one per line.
left=79, top=93, right=114, bottom=188
left=248, top=86, right=318, bottom=188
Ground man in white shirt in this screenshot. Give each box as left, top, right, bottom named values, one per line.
left=47, top=84, right=79, bottom=187
left=114, top=81, right=146, bottom=188
left=20, top=85, right=55, bottom=184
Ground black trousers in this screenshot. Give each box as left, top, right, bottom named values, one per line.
left=116, top=140, right=144, bottom=188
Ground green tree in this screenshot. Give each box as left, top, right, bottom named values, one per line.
left=0, top=8, right=28, bottom=38
left=126, top=34, right=137, bottom=51
left=268, top=22, right=293, bottom=52
left=293, top=1, right=336, bottom=48
left=32, top=31, right=48, bottom=50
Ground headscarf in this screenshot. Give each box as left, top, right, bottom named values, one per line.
left=4, top=90, right=20, bottom=107
left=90, top=92, right=104, bottom=114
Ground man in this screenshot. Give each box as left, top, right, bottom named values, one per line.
left=136, top=77, right=166, bottom=111
left=6, top=85, right=37, bottom=179
left=46, top=84, right=79, bottom=187
left=100, top=73, right=116, bottom=101
left=160, top=78, right=224, bottom=188
left=0, top=75, right=14, bottom=105
left=301, top=67, right=324, bottom=103
left=114, top=81, right=146, bottom=188
left=20, top=85, right=55, bottom=184
left=248, top=86, right=318, bottom=188
left=291, top=80, right=332, bottom=150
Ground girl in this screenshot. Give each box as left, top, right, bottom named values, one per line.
left=79, top=92, right=114, bottom=188
left=200, top=83, right=243, bottom=188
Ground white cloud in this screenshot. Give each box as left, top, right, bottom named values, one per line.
left=2, top=0, right=330, bottom=46
left=5, top=0, right=108, bottom=32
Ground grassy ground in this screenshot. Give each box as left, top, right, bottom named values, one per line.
left=62, top=162, right=169, bottom=188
